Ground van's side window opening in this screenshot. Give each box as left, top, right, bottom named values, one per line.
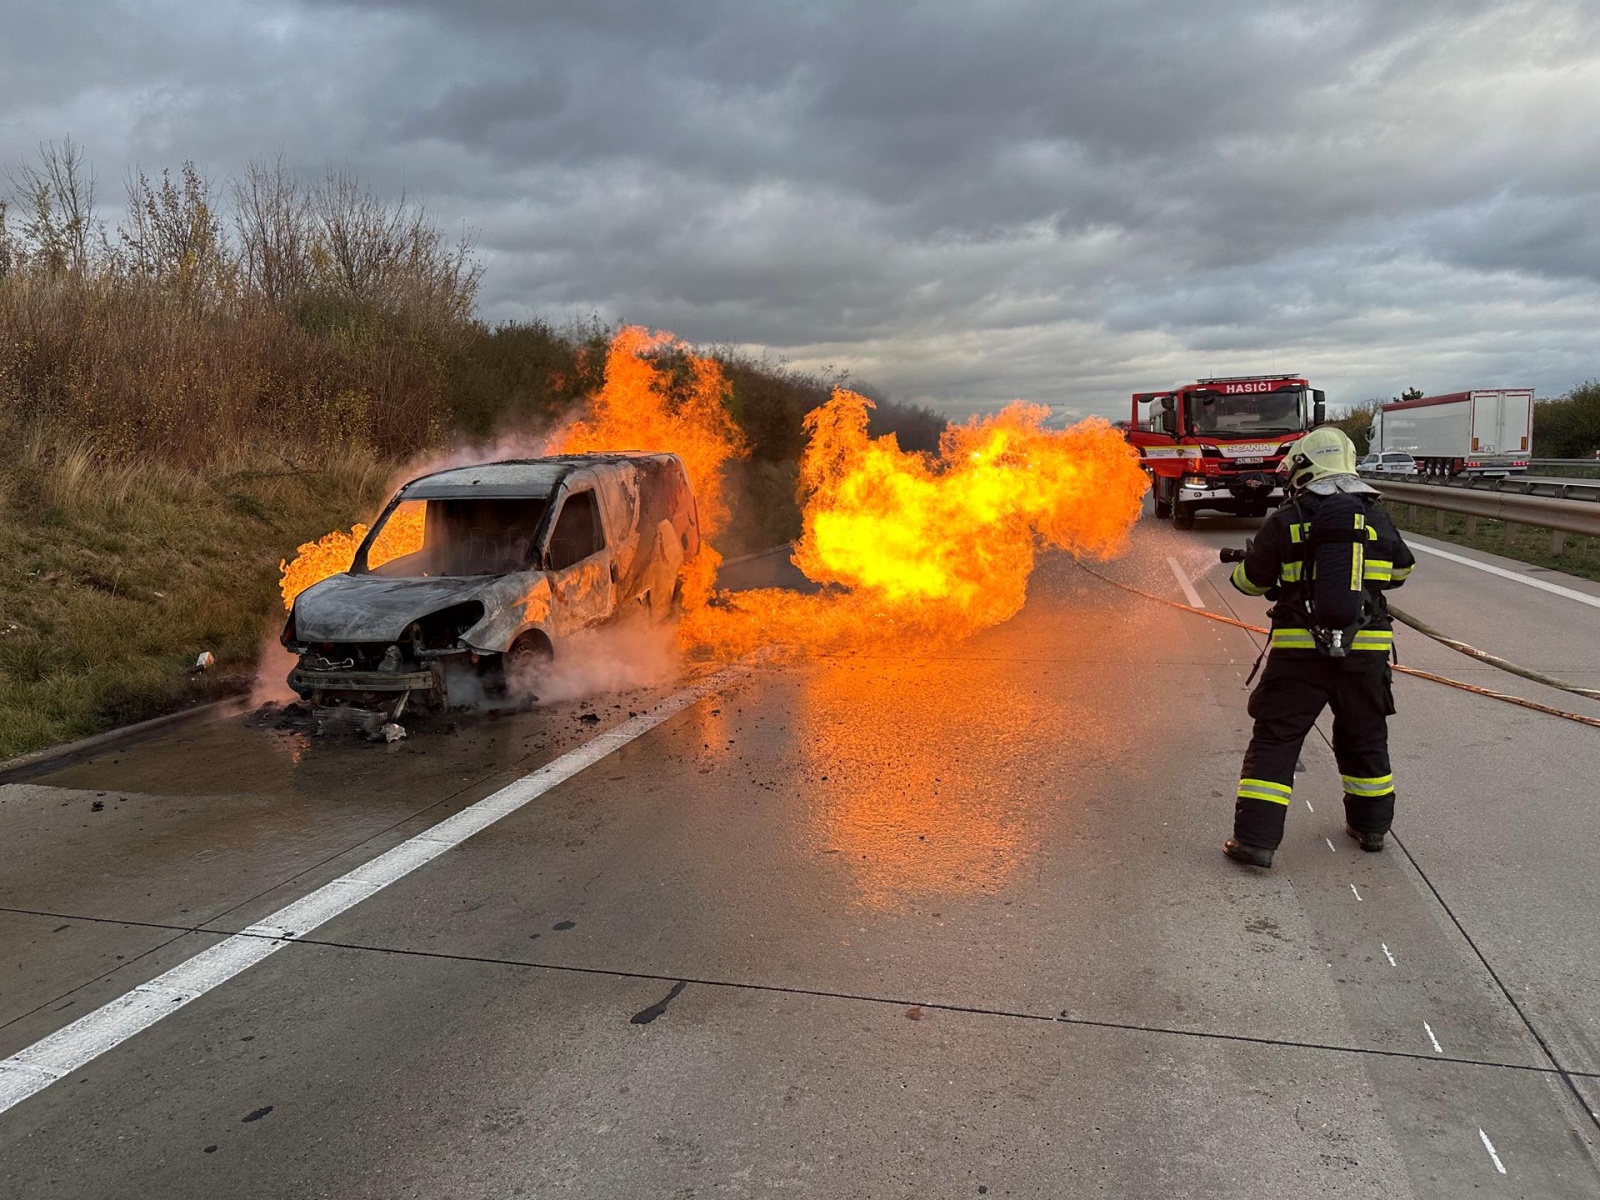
left=548, top=491, right=605, bottom=570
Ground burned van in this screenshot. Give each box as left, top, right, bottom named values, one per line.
left=282, top=453, right=701, bottom=713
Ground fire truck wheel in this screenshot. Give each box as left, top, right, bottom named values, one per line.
left=1173, top=501, right=1196, bottom=530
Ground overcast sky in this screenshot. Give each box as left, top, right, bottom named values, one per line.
left=4, top=0, right=1599, bottom=420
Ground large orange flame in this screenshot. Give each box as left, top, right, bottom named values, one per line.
left=680, top=390, right=1147, bottom=655
left=546, top=325, right=745, bottom=609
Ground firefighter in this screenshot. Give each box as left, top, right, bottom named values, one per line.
left=1223, top=426, right=1416, bottom=868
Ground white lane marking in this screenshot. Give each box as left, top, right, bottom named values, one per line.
left=1479, top=1128, right=1507, bottom=1174
left=1350, top=883, right=1363, bottom=901
left=1166, top=556, right=1206, bottom=609
left=1382, top=943, right=1397, bottom=967
left=1423, top=1021, right=1443, bottom=1053
left=1304, top=799, right=1314, bottom=813
left=1410, top=541, right=1600, bottom=610
left=1324, top=837, right=1336, bottom=853
left=0, top=667, right=741, bottom=1117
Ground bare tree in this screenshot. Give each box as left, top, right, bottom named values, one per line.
left=232, top=157, right=315, bottom=306
left=118, top=162, right=229, bottom=300
left=7, top=138, right=98, bottom=275
left=311, top=166, right=481, bottom=325
left=0, top=199, right=13, bottom=280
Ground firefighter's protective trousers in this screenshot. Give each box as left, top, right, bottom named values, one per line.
left=1235, top=652, right=1396, bottom=850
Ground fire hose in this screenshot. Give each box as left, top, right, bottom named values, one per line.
left=1075, top=560, right=1600, bottom=731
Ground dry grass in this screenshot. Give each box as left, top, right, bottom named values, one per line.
left=0, top=274, right=455, bottom=462
left=0, top=432, right=395, bottom=759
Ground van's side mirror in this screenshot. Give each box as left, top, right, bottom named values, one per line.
left=1312, top=390, right=1327, bottom=425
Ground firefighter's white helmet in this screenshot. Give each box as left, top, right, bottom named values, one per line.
left=1279, top=426, right=1359, bottom=495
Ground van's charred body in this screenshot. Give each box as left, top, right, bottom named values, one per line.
left=281, top=454, right=701, bottom=711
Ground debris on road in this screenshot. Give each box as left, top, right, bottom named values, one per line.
left=192, top=650, right=216, bottom=672
left=380, top=722, right=406, bottom=743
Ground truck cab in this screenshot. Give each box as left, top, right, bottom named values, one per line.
left=1127, top=375, right=1326, bottom=528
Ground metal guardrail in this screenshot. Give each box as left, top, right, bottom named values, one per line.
left=1427, top=474, right=1600, bottom=502
left=1528, top=458, right=1600, bottom=468
left=1376, top=478, right=1600, bottom=539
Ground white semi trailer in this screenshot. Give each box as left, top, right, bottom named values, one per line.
left=1372, top=389, right=1533, bottom=477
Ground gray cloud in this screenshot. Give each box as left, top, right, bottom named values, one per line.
left=4, top=0, right=1599, bottom=417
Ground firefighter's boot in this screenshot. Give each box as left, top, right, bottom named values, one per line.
left=1342, top=785, right=1394, bottom=853
left=1345, top=825, right=1385, bottom=852
left=1223, top=839, right=1274, bottom=868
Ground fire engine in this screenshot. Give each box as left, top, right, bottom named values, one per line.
left=1126, top=374, right=1327, bottom=528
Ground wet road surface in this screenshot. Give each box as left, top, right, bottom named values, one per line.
left=1, top=521, right=1597, bottom=1198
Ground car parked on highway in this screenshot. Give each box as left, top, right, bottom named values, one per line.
left=281, top=453, right=702, bottom=714
left=1357, top=451, right=1419, bottom=477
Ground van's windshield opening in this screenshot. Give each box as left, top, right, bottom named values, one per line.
left=1188, top=389, right=1304, bottom=436
left=359, top=497, right=550, bottom=577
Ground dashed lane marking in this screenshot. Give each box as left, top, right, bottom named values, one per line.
left=1424, top=1022, right=1443, bottom=1054
left=1382, top=943, right=1397, bottom=967
left=1166, top=556, right=1206, bottom=609
left=1324, top=837, right=1336, bottom=853
left=1304, top=799, right=1314, bottom=812
left=1479, top=1128, right=1507, bottom=1174
left=1410, top=540, right=1600, bottom=610
left=1350, top=883, right=1363, bottom=901
left=0, top=666, right=743, bottom=1117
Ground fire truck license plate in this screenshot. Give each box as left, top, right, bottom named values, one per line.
left=1237, top=456, right=1265, bottom=464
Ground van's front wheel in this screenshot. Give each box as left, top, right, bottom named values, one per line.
left=486, top=632, right=554, bottom=701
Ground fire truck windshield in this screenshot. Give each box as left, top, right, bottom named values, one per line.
left=1188, top=389, right=1304, bottom=436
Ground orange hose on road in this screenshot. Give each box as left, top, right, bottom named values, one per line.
left=1077, top=562, right=1600, bottom=731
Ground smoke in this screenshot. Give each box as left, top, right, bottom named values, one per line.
left=250, top=628, right=299, bottom=706
left=506, top=618, right=680, bottom=705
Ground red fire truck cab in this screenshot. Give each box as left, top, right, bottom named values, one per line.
left=1127, top=375, right=1326, bottom=528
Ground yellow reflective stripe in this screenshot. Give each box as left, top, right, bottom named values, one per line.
left=1272, top=628, right=1393, bottom=650
left=1342, top=774, right=1394, bottom=796
left=1271, top=629, right=1317, bottom=648
left=1238, top=778, right=1292, bottom=805
left=1364, top=559, right=1394, bottom=582
left=1367, top=526, right=1379, bottom=540
left=1289, top=523, right=1309, bottom=544
left=1279, top=561, right=1304, bottom=582
left=1391, top=564, right=1413, bottom=581
left=1231, top=560, right=1270, bottom=596
left=1349, top=513, right=1366, bottom=590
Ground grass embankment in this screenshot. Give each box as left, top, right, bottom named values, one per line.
left=0, top=439, right=393, bottom=758
left=1380, top=501, right=1600, bottom=584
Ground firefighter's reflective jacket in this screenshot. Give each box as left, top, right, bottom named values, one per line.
left=1227, top=491, right=1416, bottom=654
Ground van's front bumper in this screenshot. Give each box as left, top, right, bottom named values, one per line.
left=288, top=666, right=440, bottom=696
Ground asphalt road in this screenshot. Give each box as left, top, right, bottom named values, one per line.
left=1, top=511, right=1597, bottom=1198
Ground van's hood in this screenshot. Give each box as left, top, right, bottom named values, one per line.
left=292, top=574, right=495, bottom=642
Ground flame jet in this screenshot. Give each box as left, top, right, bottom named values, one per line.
left=682, top=390, right=1150, bottom=656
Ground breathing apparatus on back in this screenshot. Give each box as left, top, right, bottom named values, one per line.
left=1278, top=427, right=1374, bottom=657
